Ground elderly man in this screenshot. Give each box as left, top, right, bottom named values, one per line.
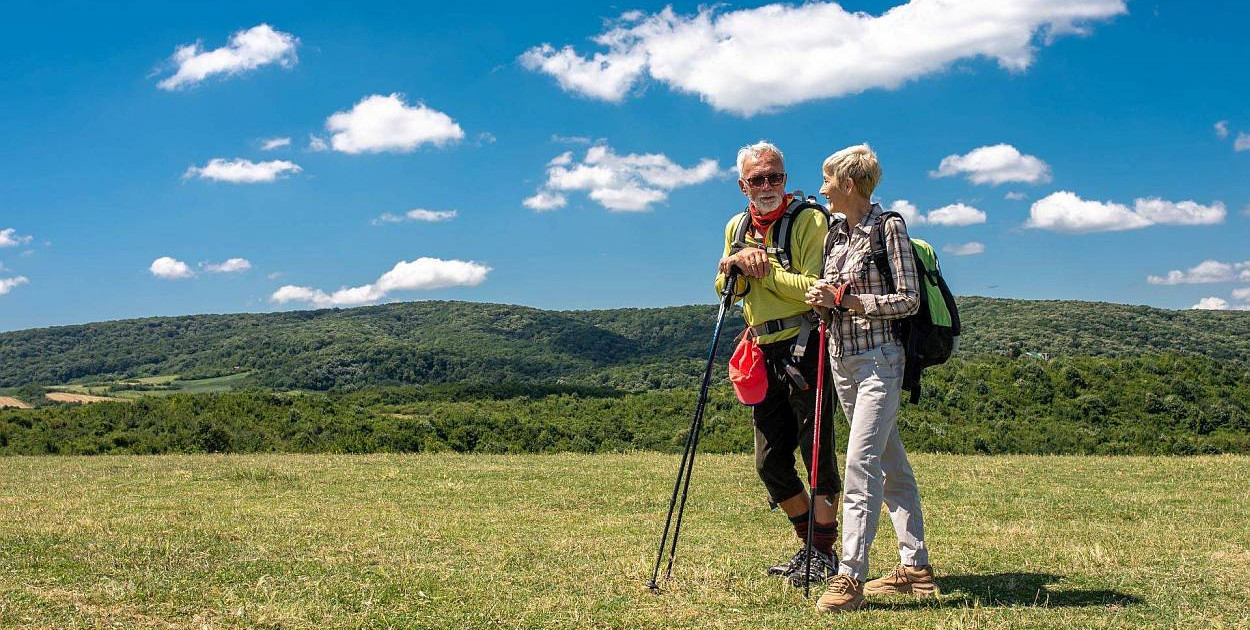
left=714, top=141, right=841, bottom=587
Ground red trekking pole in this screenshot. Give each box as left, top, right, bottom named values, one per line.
left=802, top=320, right=828, bottom=599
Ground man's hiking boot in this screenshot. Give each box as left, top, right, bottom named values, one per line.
left=864, top=564, right=940, bottom=597
left=787, top=548, right=838, bottom=587
left=767, top=547, right=807, bottom=576
left=815, top=574, right=865, bottom=612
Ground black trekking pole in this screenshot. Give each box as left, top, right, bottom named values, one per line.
left=646, top=269, right=741, bottom=592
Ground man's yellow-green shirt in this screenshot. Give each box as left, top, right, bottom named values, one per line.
left=714, top=207, right=828, bottom=345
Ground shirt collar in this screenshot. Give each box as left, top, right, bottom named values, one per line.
left=852, top=203, right=884, bottom=235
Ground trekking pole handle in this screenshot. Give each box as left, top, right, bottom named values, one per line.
left=722, top=268, right=743, bottom=300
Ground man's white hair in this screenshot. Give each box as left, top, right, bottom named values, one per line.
left=736, top=141, right=785, bottom=176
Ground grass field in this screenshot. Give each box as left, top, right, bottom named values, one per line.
left=2, top=453, right=1248, bottom=629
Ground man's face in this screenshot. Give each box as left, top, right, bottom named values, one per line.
left=738, top=153, right=787, bottom=213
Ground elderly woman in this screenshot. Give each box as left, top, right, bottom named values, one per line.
left=804, top=144, right=938, bottom=613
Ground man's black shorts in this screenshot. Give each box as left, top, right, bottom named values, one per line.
left=752, top=328, right=841, bottom=503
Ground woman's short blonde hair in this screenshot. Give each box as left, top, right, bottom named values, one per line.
left=822, top=144, right=881, bottom=199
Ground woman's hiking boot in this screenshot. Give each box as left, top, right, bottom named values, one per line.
left=863, top=564, right=940, bottom=597
left=815, top=574, right=865, bottom=612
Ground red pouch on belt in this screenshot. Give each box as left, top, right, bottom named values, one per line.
left=728, top=329, right=767, bottom=405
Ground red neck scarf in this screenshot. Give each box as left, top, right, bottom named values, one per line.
left=749, top=193, right=792, bottom=235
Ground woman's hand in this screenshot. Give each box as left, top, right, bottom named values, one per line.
left=807, top=279, right=864, bottom=314
left=840, top=294, right=864, bottom=314
left=805, top=280, right=837, bottom=307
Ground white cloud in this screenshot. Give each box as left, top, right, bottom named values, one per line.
left=926, top=203, right=987, bottom=226
left=1188, top=297, right=1250, bottom=310
left=1235, top=132, right=1250, bottom=152
left=886, top=200, right=925, bottom=226
left=150, top=256, right=194, bottom=280
left=260, top=137, right=291, bottom=150
left=1026, top=191, right=1224, bottom=233
left=184, top=158, right=302, bottom=183
left=1233, top=287, right=1250, bottom=302
left=523, top=191, right=568, bottom=212
left=887, top=200, right=984, bottom=227
left=552, top=135, right=592, bottom=144
left=0, top=276, right=28, bottom=295
left=270, top=257, right=490, bottom=308
left=519, top=44, right=647, bottom=103
left=1147, top=260, right=1250, bottom=285
left=932, top=144, right=1051, bottom=185
left=0, top=228, right=33, bottom=248
left=520, top=1, right=1125, bottom=116
left=202, top=258, right=252, bottom=273
left=308, top=135, right=329, bottom=152
left=1214, top=121, right=1229, bottom=139
left=1192, top=297, right=1229, bottom=310
left=1133, top=198, right=1226, bottom=226
left=1026, top=192, right=1147, bottom=233
left=325, top=93, right=464, bottom=154
left=944, top=242, right=985, bottom=256
left=157, top=24, right=299, bottom=90
left=372, top=209, right=458, bottom=225
left=528, top=144, right=722, bottom=212
left=1005, top=191, right=1028, bottom=200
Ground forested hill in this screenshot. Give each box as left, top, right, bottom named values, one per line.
left=1, top=297, right=1247, bottom=390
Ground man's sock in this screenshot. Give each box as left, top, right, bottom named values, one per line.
left=788, top=512, right=809, bottom=542
left=812, top=521, right=838, bottom=558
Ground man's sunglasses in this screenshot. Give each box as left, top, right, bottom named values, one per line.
left=744, top=172, right=785, bottom=189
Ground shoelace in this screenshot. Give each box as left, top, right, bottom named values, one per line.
left=828, top=574, right=857, bottom=594
left=889, top=564, right=910, bottom=582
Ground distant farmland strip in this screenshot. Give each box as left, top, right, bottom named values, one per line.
left=44, top=392, right=125, bottom=404
left=0, top=396, right=30, bottom=409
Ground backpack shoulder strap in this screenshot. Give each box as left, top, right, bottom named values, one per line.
left=774, top=194, right=830, bottom=272
left=824, top=214, right=845, bottom=260
left=729, top=209, right=751, bottom=254
left=868, top=210, right=905, bottom=294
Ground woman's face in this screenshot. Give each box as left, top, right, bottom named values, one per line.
left=820, top=173, right=851, bottom=212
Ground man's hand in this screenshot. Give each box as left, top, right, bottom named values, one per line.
left=719, top=247, right=769, bottom=278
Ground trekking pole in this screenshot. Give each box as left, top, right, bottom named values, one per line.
left=802, top=319, right=828, bottom=599
left=646, top=269, right=741, bottom=591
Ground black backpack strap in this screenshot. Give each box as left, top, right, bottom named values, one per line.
left=937, top=273, right=960, bottom=336
left=824, top=214, right=844, bottom=261
left=729, top=210, right=751, bottom=255
left=774, top=195, right=830, bottom=273
left=868, top=210, right=904, bottom=294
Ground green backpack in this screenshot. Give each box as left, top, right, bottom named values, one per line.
left=828, top=210, right=961, bottom=403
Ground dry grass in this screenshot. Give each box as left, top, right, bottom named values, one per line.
left=43, top=392, right=125, bottom=404
left=0, top=396, right=31, bottom=409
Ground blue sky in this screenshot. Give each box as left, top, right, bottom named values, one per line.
left=1, top=0, right=1248, bottom=332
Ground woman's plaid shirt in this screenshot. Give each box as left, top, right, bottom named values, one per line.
left=822, top=204, right=920, bottom=358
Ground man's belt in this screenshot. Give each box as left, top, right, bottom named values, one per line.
left=749, top=312, right=817, bottom=358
